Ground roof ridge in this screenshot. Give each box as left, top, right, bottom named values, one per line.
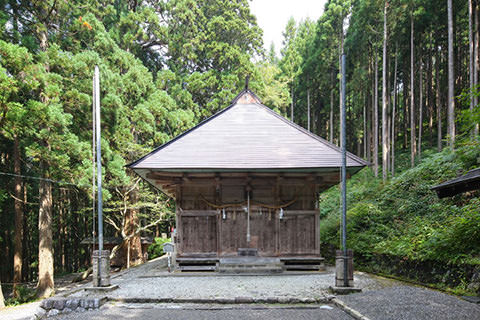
left=230, top=89, right=262, bottom=105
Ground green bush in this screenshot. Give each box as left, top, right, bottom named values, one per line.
left=147, top=237, right=171, bottom=260
left=319, top=143, right=480, bottom=290
left=5, top=285, right=36, bottom=306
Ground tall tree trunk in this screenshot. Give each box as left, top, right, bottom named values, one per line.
left=339, top=34, right=344, bottom=147
left=403, top=73, right=408, bottom=150
left=474, top=0, right=479, bottom=136
left=436, top=50, right=442, bottom=151
left=124, top=189, right=143, bottom=267
left=418, top=56, right=423, bottom=159
left=37, top=160, right=54, bottom=298
left=382, top=1, right=388, bottom=181
left=447, top=0, right=455, bottom=148
left=374, top=51, right=379, bottom=177
left=367, top=55, right=375, bottom=163
left=410, top=14, right=416, bottom=167
left=469, top=0, right=475, bottom=138
left=73, top=193, right=79, bottom=271
left=59, top=189, right=65, bottom=272
left=3, top=226, right=10, bottom=279
left=330, top=72, right=334, bottom=143
left=13, top=136, right=23, bottom=297
left=22, top=183, right=29, bottom=281
left=83, top=206, right=90, bottom=267
left=307, top=89, right=311, bottom=131
left=363, top=95, right=367, bottom=159
left=290, top=84, right=294, bottom=122
left=427, top=40, right=434, bottom=145
left=391, top=47, right=397, bottom=177
left=37, top=28, right=54, bottom=298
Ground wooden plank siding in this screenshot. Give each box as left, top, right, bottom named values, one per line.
left=175, top=178, right=321, bottom=258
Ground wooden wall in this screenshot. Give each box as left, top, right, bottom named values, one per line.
left=174, top=176, right=321, bottom=258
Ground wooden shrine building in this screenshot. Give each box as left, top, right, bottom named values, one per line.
left=128, top=90, right=367, bottom=272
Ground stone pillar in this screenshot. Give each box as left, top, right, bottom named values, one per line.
left=92, top=250, right=110, bottom=287
left=335, top=249, right=354, bottom=287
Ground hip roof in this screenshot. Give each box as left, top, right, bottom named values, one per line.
left=128, top=90, right=368, bottom=171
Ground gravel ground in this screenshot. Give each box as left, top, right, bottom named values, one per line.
left=0, top=301, right=41, bottom=320
left=338, top=285, right=480, bottom=320
left=68, top=257, right=391, bottom=302
left=69, top=257, right=334, bottom=301
left=72, top=272, right=333, bottom=301
left=50, top=302, right=354, bottom=320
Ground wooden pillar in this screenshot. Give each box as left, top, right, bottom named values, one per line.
left=215, top=175, right=221, bottom=257
left=275, top=176, right=282, bottom=255
left=176, top=184, right=183, bottom=256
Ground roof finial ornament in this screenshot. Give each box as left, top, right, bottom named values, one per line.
left=245, top=75, right=250, bottom=91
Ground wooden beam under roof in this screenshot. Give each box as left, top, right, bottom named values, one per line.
left=147, top=170, right=346, bottom=198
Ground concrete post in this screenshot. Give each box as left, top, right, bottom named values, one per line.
left=335, top=249, right=354, bottom=287
left=92, top=250, right=110, bottom=287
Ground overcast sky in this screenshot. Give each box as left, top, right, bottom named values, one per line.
left=249, top=0, right=327, bottom=56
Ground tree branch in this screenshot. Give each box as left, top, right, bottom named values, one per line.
left=105, top=215, right=121, bottom=232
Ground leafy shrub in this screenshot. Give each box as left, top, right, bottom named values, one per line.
left=5, top=285, right=36, bottom=306
left=147, top=237, right=171, bottom=260
left=319, top=144, right=480, bottom=289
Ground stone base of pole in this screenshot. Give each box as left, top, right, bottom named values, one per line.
left=92, top=250, right=110, bottom=287
left=331, top=249, right=362, bottom=294
left=335, top=249, right=354, bottom=287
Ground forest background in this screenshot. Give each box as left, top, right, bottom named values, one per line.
left=0, top=0, right=479, bottom=306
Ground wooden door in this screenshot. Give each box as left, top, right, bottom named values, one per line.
left=180, top=214, right=217, bottom=255
left=219, top=207, right=276, bottom=256
left=279, top=213, right=317, bottom=255
left=219, top=209, right=248, bottom=255
left=249, top=208, right=276, bottom=256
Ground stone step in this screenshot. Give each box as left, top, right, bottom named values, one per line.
left=177, top=257, right=218, bottom=272
left=218, top=257, right=283, bottom=274
left=282, top=264, right=323, bottom=271
left=219, top=264, right=283, bottom=270
left=238, top=248, right=258, bottom=256
left=178, top=265, right=217, bottom=272
left=281, top=256, right=325, bottom=271
left=220, top=257, right=280, bottom=264
left=176, top=257, right=219, bottom=264
left=218, top=266, right=283, bottom=274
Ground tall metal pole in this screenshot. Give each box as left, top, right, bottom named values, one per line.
left=246, top=190, right=250, bottom=243
left=95, top=65, right=103, bottom=253
left=92, top=75, right=96, bottom=255
left=341, top=54, right=348, bottom=287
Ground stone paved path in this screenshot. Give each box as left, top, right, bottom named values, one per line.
left=338, top=285, right=480, bottom=320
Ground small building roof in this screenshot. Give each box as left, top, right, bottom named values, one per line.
left=431, top=168, right=480, bottom=198
left=80, top=237, right=153, bottom=245
left=128, top=90, right=368, bottom=174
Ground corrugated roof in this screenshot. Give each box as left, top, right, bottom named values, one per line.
left=128, top=90, right=368, bottom=171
